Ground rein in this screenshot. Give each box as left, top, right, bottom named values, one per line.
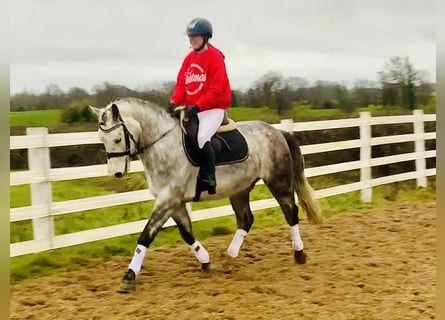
left=99, top=120, right=176, bottom=159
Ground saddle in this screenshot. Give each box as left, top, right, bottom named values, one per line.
left=182, top=112, right=249, bottom=167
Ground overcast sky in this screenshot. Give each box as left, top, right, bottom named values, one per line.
left=10, top=0, right=436, bottom=95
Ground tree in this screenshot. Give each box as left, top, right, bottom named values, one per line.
left=272, top=85, right=293, bottom=115
left=37, top=84, right=67, bottom=109
left=249, top=71, right=293, bottom=114
left=67, top=87, right=89, bottom=101
left=378, top=56, right=421, bottom=109
left=252, top=71, right=283, bottom=107
left=285, top=76, right=310, bottom=102
left=61, top=99, right=95, bottom=124
left=10, top=91, right=39, bottom=111
left=92, top=82, right=137, bottom=106
left=415, top=82, right=435, bottom=106
left=335, top=84, right=354, bottom=113
left=352, top=79, right=381, bottom=108
left=308, top=80, right=339, bottom=109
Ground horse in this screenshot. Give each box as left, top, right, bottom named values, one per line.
left=89, top=97, right=322, bottom=292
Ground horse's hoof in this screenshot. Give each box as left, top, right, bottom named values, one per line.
left=294, top=250, right=307, bottom=264
left=117, top=269, right=136, bottom=293
left=201, top=262, right=211, bottom=273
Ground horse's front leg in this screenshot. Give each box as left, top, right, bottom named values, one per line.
left=120, top=200, right=175, bottom=292
left=171, top=206, right=211, bottom=272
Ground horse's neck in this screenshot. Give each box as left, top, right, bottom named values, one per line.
left=128, top=105, right=175, bottom=145
left=138, top=124, right=184, bottom=191
left=141, top=116, right=177, bottom=145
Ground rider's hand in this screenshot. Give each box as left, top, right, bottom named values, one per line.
left=186, top=105, right=199, bottom=118
left=167, top=102, right=179, bottom=118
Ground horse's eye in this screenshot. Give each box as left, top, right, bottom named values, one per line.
left=114, top=138, right=122, bottom=144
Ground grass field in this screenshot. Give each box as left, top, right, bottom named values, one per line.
left=10, top=109, right=62, bottom=127
left=9, top=103, right=435, bottom=130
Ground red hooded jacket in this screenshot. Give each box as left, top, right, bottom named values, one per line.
left=170, top=45, right=231, bottom=111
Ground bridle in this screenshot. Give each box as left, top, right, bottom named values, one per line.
left=99, top=121, right=138, bottom=159
left=99, top=118, right=175, bottom=159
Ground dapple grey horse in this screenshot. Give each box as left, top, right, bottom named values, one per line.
left=89, top=97, right=322, bottom=292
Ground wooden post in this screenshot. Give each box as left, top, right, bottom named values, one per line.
left=280, top=119, right=294, bottom=132
left=27, top=128, right=54, bottom=244
left=413, top=110, right=427, bottom=187
left=360, top=112, right=372, bottom=203
left=186, top=202, right=192, bottom=216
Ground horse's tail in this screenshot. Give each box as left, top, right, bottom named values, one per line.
left=282, top=131, right=323, bottom=225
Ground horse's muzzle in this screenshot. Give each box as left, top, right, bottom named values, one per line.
left=114, top=172, right=124, bottom=178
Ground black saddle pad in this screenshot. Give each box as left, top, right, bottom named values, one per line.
left=183, top=129, right=249, bottom=166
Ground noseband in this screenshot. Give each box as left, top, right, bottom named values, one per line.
left=99, top=120, right=175, bottom=159
left=99, top=121, right=138, bottom=159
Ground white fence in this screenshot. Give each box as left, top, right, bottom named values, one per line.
left=10, top=110, right=436, bottom=257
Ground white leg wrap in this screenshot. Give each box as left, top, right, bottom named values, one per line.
left=290, top=224, right=304, bottom=251
left=190, top=241, right=210, bottom=264
left=227, top=229, right=248, bottom=258
left=128, top=244, right=147, bottom=275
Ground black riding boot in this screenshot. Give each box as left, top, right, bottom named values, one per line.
left=199, top=142, right=216, bottom=194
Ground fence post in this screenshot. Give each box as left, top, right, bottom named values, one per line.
left=186, top=202, right=192, bottom=216
left=27, top=127, right=54, bottom=244
left=280, top=119, right=294, bottom=132
left=360, top=112, right=372, bottom=203
left=413, top=109, right=427, bottom=187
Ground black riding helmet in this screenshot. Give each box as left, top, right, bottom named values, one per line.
left=186, top=17, right=213, bottom=38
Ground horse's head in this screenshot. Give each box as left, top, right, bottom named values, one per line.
left=89, top=102, right=142, bottom=178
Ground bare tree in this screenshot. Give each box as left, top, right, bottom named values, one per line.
left=352, top=79, right=381, bottom=107
left=249, top=71, right=293, bottom=114
left=378, top=56, right=420, bottom=109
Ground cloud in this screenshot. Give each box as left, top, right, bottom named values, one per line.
left=10, top=0, right=436, bottom=94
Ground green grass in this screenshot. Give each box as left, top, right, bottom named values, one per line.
left=10, top=173, right=149, bottom=242
left=10, top=109, right=62, bottom=127
left=291, top=105, right=345, bottom=119
left=10, top=103, right=435, bottom=131
left=228, top=105, right=346, bottom=123
left=227, top=107, right=282, bottom=123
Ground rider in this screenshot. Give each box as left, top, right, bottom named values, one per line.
left=168, top=17, right=232, bottom=194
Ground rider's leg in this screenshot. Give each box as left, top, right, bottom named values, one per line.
left=196, top=108, right=225, bottom=148
left=200, top=142, right=217, bottom=193
left=196, top=109, right=224, bottom=193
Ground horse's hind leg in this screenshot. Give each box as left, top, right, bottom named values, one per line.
left=264, top=178, right=307, bottom=264
left=171, top=205, right=211, bottom=272
left=227, top=188, right=254, bottom=258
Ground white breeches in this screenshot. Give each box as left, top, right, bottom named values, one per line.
left=197, top=108, right=225, bottom=149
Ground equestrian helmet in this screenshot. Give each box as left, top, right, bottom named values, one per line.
left=186, top=17, right=213, bottom=38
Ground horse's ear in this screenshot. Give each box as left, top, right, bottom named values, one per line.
left=111, top=103, right=120, bottom=122
left=88, top=105, right=100, bottom=119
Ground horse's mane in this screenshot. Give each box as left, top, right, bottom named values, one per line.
left=111, top=97, right=162, bottom=110
left=109, top=97, right=169, bottom=119
left=108, top=97, right=173, bottom=129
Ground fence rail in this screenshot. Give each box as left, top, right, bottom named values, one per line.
left=10, top=111, right=436, bottom=257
